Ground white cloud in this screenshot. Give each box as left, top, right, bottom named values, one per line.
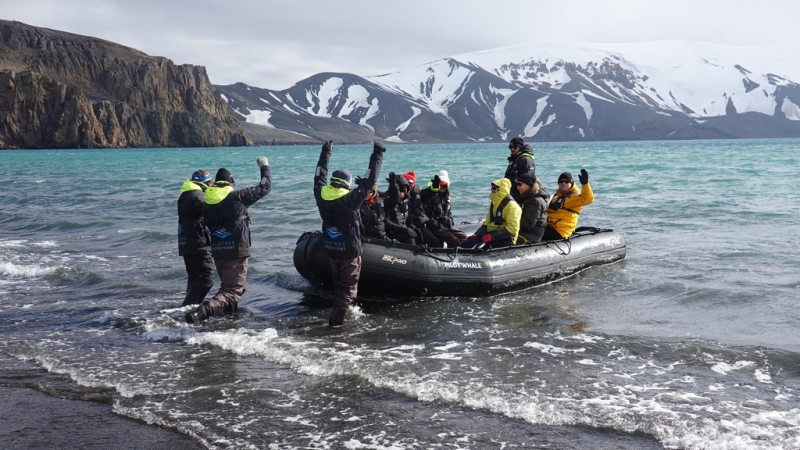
left=4, top=0, right=800, bottom=90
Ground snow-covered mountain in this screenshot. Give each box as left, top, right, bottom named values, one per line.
left=216, top=41, right=800, bottom=144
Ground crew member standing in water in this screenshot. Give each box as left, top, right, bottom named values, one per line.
left=314, top=140, right=384, bottom=327
left=185, top=157, right=272, bottom=324
left=177, top=170, right=215, bottom=307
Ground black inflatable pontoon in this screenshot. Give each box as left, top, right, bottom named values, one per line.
left=293, top=227, right=626, bottom=297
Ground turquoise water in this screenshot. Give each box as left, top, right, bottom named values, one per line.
left=1, top=140, right=799, bottom=449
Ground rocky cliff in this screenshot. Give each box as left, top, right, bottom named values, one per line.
left=0, top=20, right=251, bottom=149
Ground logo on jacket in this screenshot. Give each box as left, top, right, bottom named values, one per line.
left=177, top=224, right=184, bottom=235
left=325, top=226, right=343, bottom=238
left=213, top=228, right=232, bottom=239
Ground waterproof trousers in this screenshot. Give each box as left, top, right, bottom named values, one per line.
left=182, top=253, right=215, bottom=306
left=417, top=226, right=442, bottom=247
left=433, top=227, right=468, bottom=248
left=517, top=225, right=546, bottom=244
left=386, top=230, right=415, bottom=245
left=328, top=256, right=362, bottom=325
left=207, top=257, right=248, bottom=314
left=542, top=226, right=565, bottom=241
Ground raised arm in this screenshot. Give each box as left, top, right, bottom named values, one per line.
left=235, top=157, right=272, bottom=207
left=342, top=142, right=384, bottom=210
left=314, top=140, right=333, bottom=201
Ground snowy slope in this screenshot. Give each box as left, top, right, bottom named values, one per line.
left=217, top=40, right=800, bottom=143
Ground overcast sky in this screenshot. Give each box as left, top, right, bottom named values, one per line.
left=3, top=0, right=800, bottom=90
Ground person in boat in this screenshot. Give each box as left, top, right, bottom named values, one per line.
left=358, top=182, right=389, bottom=240
left=461, top=178, right=522, bottom=249
left=186, top=158, right=272, bottom=324
left=383, top=172, right=419, bottom=245
left=515, top=173, right=550, bottom=244
left=505, top=137, right=536, bottom=201
left=177, top=170, right=215, bottom=307
left=542, top=170, right=593, bottom=241
left=420, top=170, right=468, bottom=248
left=407, top=179, right=442, bottom=248
left=314, top=140, right=384, bottom=327
left=401, top=171, right=416, bottom=189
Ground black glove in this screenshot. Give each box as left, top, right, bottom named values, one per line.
left=431, top=175, right=441, bottom=186
left=373, top=141, right=386, bottom=154
left=387, top=171, right=396, bottom=185
left=406, top=227, right=418, bottom=239
left=579, top=169, right=589, bottom=185
left=354, top=176, right=363, bottom=186
left=322, top=140, right=333, bottom=152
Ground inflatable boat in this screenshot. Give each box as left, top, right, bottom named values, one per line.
left=293, top=226, right=626, bottom=297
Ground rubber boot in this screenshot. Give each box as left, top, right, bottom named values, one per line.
left=185, top=301, right=214, bottom=324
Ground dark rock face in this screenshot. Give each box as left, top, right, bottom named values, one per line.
left=0, top=20, right=251, bottom=149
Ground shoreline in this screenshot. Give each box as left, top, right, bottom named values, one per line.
left=0, top=354, right=203, bottom=450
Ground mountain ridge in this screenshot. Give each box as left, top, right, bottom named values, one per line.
left=217, top=40, right=800, bottom=144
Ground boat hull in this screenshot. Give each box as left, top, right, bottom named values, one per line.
left=293, top=228, right=626, bottom=298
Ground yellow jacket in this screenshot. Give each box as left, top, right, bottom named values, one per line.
left=547, top=182, right=593, bottom=239
left=482, top=178, right=522, bottom=243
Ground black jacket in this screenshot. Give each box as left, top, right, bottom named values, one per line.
left=505, top=148, right=536, bottom=200
left=359, top=197, right=388, bottom=239
left=314, top=147, right=383, bottom=260
left=517, top=180, right=550, bottom=243
left=384, top=174, right=412, bottom=228
left=420, top=186, right=454, bottom=230
left=205, top=166, right=272, bottom=260
left=177, top=181, right=211, bottom=256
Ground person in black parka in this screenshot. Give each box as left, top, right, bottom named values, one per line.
left=177, top=170, right=215, bottom=307
left=314, top=140, right=384, bottom=327
left=505, top=137, right=536, bottom=200
left=515, top=173, right=550, bottom=244
left=358, top=183, right=390, bottom=240
left=420, top=170, right=467, bottom=247
left=383, top=172, right=418, bottom=245
left=185, top=157, right=272, bottom=324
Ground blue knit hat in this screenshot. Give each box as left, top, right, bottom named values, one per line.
left=331, top=169, right=353, bottom=189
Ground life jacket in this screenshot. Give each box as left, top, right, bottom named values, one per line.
left=546, top=183, right=593, bottom=239
left=492, top=196, right=514, bottom=226
left=548, top=190, right=581, bottom=215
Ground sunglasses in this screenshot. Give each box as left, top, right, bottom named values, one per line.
left=439, top=182, right=448, bottom=187
left=515, top=182, right=524, bottom=186
left=491, top=185, right=499, bottom=191
left=508, top=145, right=517, bottom=150
left=558, top=180, right=571, bottom=184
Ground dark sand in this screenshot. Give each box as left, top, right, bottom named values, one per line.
left=0, top=355, right=203, bottom=450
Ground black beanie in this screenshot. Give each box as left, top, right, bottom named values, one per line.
left=518, top=173, right=536, bottom=188
left=509, top=136, right=525, bottom=148
left=216, top=168, right=234, bottom=184
left=558, top=172, right=573, bottom=183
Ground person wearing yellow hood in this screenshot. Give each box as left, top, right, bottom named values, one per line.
left=461, top=178, right=522, bottom=249
left=177, top=170, right=215, bottom=307
left=314, top=140, right=384, bottom=327
left=185, top=157, right=272, bottom=324
left=542, top=169, right=594, bottom=241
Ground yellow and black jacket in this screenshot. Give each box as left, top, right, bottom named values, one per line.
left=546, top=182, right=593, bottom=239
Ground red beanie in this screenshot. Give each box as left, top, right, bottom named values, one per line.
left=402, top=171, right=416, bottom=186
